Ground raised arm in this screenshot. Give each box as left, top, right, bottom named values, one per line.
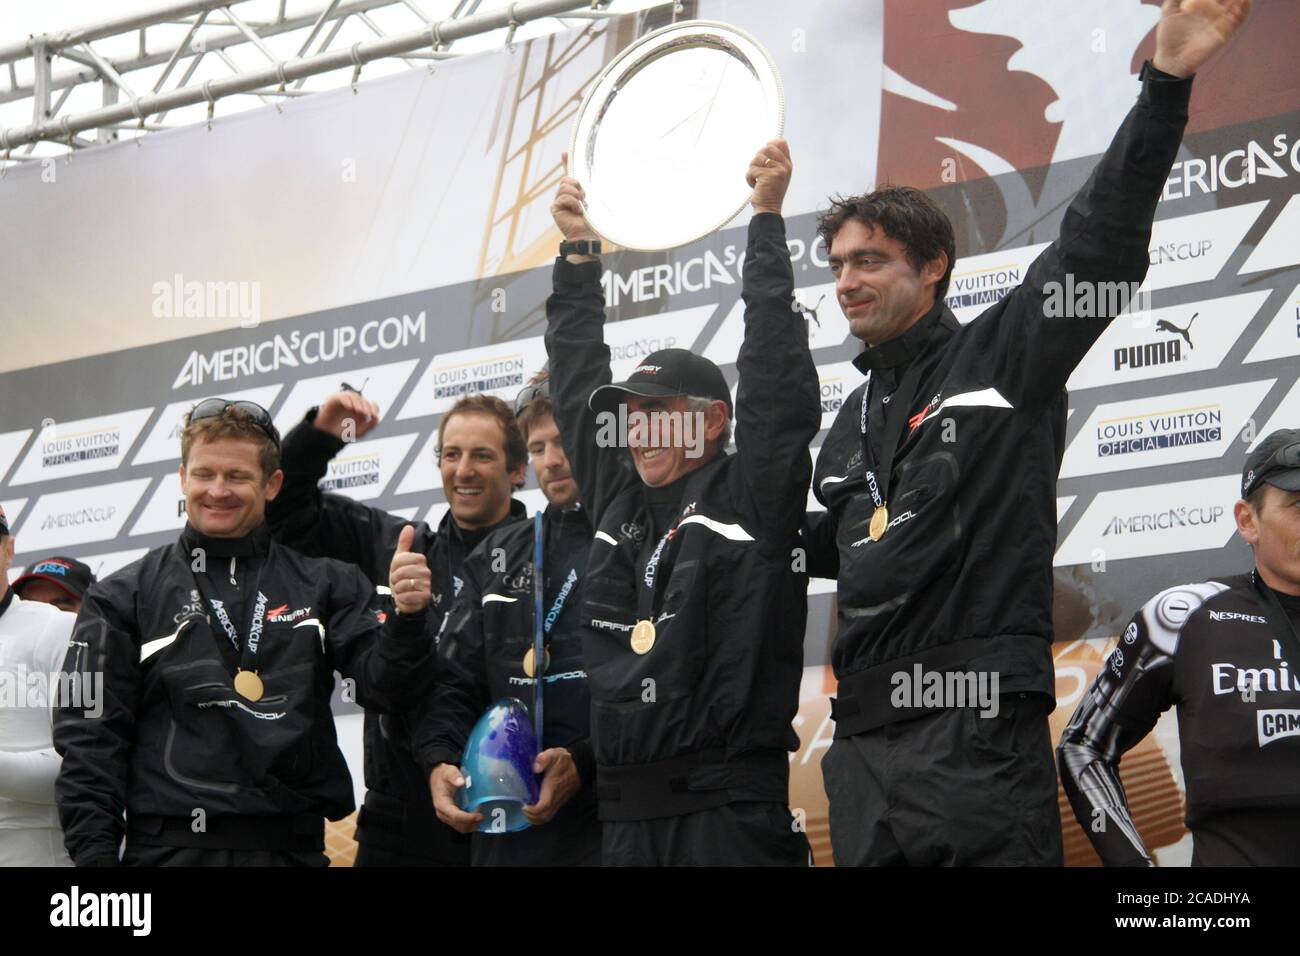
left=543, top=165, right=638, bottom=528
left=731, top=140, right=820, bottom=541
left=267, top=391, right=436, bottom=586
left=973, top=0, right=1250, bottom=410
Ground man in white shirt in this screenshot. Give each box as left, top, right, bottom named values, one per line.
left=0, top=505, right=76, bottom=866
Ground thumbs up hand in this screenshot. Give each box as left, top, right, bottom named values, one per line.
left=389, top=524, right=432, bottom=615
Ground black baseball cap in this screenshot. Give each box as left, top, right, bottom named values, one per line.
left=588, top=349, right=732, bottom=416
left=12, top=556, right=97, bottom=602
left=1242, top=428, right=1300, bottom=499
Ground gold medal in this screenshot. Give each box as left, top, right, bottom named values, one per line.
left=869, top=504, right=889, bottom=542
left=234, top=669, right=264, bottom=702
left=522, top=646, right=551, bottom=678
left=630, top=620, right=656, bottom=655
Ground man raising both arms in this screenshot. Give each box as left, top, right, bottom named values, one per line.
left=545, top=140, right=820, bottom=865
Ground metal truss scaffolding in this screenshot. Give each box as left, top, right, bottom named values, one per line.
left=0, top=0, right=636, bottom=163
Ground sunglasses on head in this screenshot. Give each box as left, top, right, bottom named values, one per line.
left=514, top=379, right=551, bottom=415
left=189, top=398, right=281, bottom=449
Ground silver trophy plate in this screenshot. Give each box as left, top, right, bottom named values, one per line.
left=569, top=20, right=784, bottom=252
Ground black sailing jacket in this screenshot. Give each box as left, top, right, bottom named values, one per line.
left=53, top=524, right=433, bottom=865
left=266, top=413, right=525, bottom=851
left=545, top=213, right=820, bottom=819
left=810, top=66, right=1193, bottom=735
left=414, top=502, right=599, bottom=864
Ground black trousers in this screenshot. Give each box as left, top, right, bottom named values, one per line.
left=352, top=789, right=470, bottom=867
left=602, top=802, right=811, bottom=866
left=471, top=801, right=602, bottom=867
left=822, top=693, right=1063, bottom=866
left=123, top=845, right=329, bottom=867
left=353, top=842, right=461, bottom=867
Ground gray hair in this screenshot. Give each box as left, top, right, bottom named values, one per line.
left=685, top=395, right=732, bottom=453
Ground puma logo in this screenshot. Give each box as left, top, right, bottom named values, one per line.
left=1155, top=312, right=1196, bottom=350
left=794, top=293, right=828, bottom=328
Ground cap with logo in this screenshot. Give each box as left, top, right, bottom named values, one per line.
left=587, top=348, right=732, bottom=416
left=1242, top=428, right=1300, bottom=499
left=12, top=556, right=97, bottom=602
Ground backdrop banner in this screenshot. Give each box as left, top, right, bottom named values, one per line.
left=2, top=0, right=1296, bottom=867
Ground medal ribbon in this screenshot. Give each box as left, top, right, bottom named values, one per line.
left=190, top=553, right=269, bottom=679
left=531, top=511, right=546, bottom=740
left=637, top=508, right=688, bottom=624
left=542, top=568, right=580, bottom=637
left=859, top=356, right=930, bottom=515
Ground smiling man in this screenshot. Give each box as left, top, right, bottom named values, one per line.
left=543, top=138, right=820, bottom=866
left=807, top=0, right=1252, bottom=866
left=267, top=389, right=526, bottom=866
left=54, top=400, right=436, bottom=866
left=418, top=371, right=601, bottom=865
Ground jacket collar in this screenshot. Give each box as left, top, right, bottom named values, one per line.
left=438, top=496, right=528, bottom=550
left=852, top=300, right=951, bottom=374
left=178, top=522, right=270, bottom=559
left=545, top=499, right=591, bottom=531
left=641, top=452, right=727, bottom=509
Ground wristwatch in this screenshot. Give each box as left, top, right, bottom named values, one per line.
left=559, top=238, right=602, bottom=257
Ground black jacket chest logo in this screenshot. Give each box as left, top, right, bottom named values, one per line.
left=173, top=589, right=204, bottom=624
left=499, top=565, right=533, bottom=594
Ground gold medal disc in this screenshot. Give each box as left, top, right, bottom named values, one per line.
left=869, top=505, right=889, bottom=542
left=630, top=620, right=656, bottom=655
left=234, top=669, right=264, bottom=702
left=522, top=646, right=551, bottom=678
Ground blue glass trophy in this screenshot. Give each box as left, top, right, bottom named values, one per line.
left=458, top=697, right=541, bottom=833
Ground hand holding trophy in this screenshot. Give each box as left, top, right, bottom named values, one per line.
left=565, top=20, right=784, bottom=251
